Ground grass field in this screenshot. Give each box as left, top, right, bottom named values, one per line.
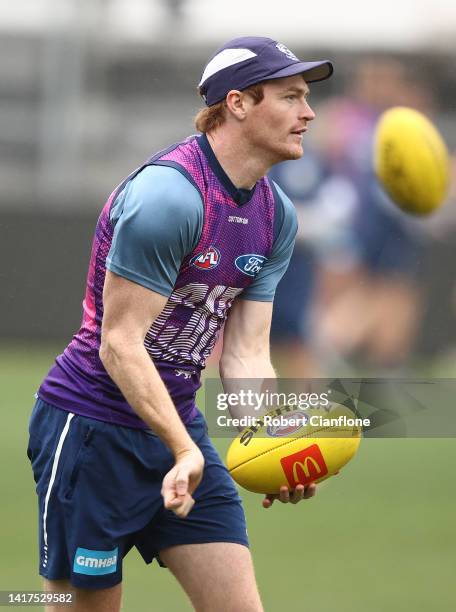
left=1, top=344, right=455, bottom=611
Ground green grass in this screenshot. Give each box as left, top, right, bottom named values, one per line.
left=1, top=344, right=455, bottom=611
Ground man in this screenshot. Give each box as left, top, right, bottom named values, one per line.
left=268, top=148, right=327, bottom=378
left=28, top=37, right=333, bottom=611
left=311, top=59, right=426, bottom=373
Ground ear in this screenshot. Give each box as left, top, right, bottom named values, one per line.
left=225, top=90, right=249, bottom=120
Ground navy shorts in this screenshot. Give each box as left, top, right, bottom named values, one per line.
left=27, top=398, right=248, bottom=589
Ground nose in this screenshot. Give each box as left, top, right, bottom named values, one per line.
left=301, top=100, right=316, bottom=122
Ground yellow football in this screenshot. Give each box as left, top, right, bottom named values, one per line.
left=374, top=106, right=449, bottom=215
left=226, top=404, right=362, bottom=495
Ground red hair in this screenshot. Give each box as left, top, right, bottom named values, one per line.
left=194, top=83, right=265, bottom=133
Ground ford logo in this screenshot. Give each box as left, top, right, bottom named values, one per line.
left=235, top=254, right=267, bottom=277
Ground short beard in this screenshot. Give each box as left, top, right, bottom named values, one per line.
left=242, top=124, right=304, bottom=169
left=270, top=142, right=304, bottom=164
left=284, top=146, right=304, bottom=161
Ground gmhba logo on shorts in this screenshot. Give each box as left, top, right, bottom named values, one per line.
left=235, top=254, right=267, bottom=277
left=73, top=547, right=118, bottom=575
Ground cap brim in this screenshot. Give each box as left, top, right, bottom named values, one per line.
left=266, top=60, right=333, bottom=84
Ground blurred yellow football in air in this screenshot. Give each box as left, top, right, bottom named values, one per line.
left=374, top=106, right=450, bottom=215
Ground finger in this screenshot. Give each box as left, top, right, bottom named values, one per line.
left=162, top=490, right=182, bottom=510
left=171, top=495, right=195, bottom=518
left=161, top=483, right=176, bottom=508
left=290, top=484, right=305, bottom=504
left=164, top=490, right=193, bottom=511
left=279, top=486, right=290, bottom=503
left=161, top=477, right=185, bottom=508
left=262, top=495, right=275, bottom=509
left=175, top=469, right=189, bottom=497
left=303, top=483, right=317, bottom=499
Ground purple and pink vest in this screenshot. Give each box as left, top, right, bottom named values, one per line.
left=39, top=135, right=281, bottom=428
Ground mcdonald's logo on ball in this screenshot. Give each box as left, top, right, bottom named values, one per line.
left=280, top=444, right=328, bottom=488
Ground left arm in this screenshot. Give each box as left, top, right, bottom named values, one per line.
left=219, top=182, right=315, bottom=506
left=219, top=298, right=276, bottom=428
left=219, top=181, right=297, bottom=383
left=220, top=298, right=275, bottom=381
left=220, top=298, right=316, bottom=508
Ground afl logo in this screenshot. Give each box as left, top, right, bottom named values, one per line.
left=266, top=410, right=308, bottom=437
left=191, top=246, right=221, bottom=270
left=235, top=254, right=267, bottom=277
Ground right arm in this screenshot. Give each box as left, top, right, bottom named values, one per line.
left=99, top=165, right=205, bottom=518
left=100, top=270, right=204, bottom=518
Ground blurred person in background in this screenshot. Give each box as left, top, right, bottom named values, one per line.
left=244, top=111, right=360, bottom=380
left=310, top=58, right=432, bottom=374
left=268, top=146, right=362, bottom=377
left=421, top=150, right=456, bottom=369
left=268, top=149, right=323, bottom=378
left=269, top=58, right=429, bottom=376
left=27, top=37, right=333, bottom=612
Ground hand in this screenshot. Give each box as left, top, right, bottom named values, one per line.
left=262, top=483, right=317, bottom=509
left=161, top=446, right=205, bottom=518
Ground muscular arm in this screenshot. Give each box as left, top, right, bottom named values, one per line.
left=99, top=270, right=203, bottom=516
left=221, top=298, right=316, bottom=507
left=100, top=270, right=194, bottom=454
left=220, top=299, right=276, bottom=381
left=220, top=298, right=276, bottom=423
left=101, top=164, right=203, bottom=456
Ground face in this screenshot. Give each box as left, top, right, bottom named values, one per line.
left=241, top=74, right=316, bottom=163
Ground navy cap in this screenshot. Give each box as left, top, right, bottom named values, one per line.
left=198, top=36, right=333, bottom=106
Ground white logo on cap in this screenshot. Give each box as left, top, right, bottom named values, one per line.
left=198, top=49, right=257, bottom=87
left=275, top=43, right=299, bottom=62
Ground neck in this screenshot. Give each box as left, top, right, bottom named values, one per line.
left=206, top=130, right=274, bottom=190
